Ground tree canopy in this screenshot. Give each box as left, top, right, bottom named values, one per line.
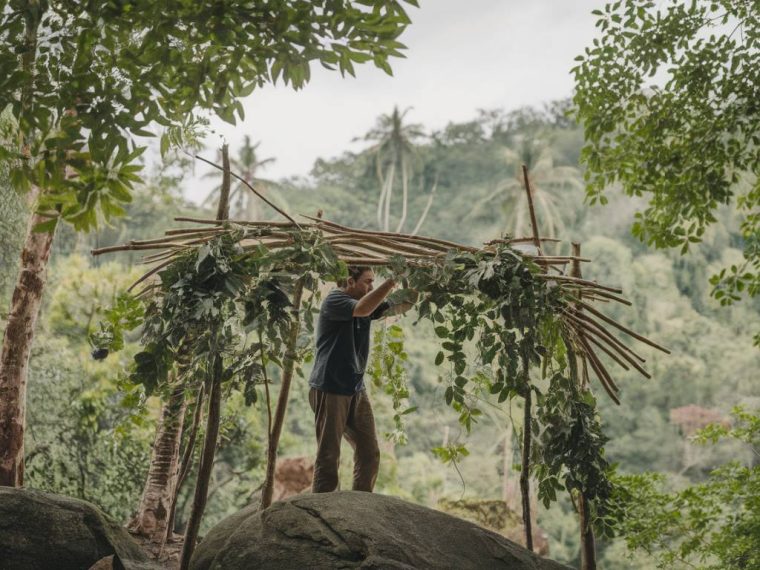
left=572, top=0, right=759, bottom=332
left=0, top=0, right=417, bottom=229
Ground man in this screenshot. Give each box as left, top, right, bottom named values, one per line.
left=308, top=265, right=414, bottom=493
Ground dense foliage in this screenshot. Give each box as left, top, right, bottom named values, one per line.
left=613, top=408, right=760, bottom=569
left=0, top=0, right=417, bottom=228
left=572, top=0, right=760, bottom=339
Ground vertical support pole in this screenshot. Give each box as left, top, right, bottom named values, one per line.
left=518, top=164, right=542, bottom=552
left=519, top=365, right=533, bottom=552
left=571, top=242, right=597, bottom=570
left=179, top=366, right=221, bottom=570
left=521, top=164, right=543, bottom=256
left=178, top=144, right=231, bottom=570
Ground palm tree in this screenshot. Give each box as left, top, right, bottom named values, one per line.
left=468, top=137, right=582, bottom=238
left=203, top=137, right=285, bottom=220
left=360, top=106, right=426, bottom=232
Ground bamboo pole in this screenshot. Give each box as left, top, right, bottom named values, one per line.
left=521, top=164, right=543, bottom=257
left=578, top=300, right=671, bottom=354
left=519, top=354, right=534, bottom=553
left=519, top=164, right=539, bottom=552
left=585, top=335, right=631, bottom=371
left=571, top=242, right=599, bottom=570
left=193, top=152, right=301, bottom=228
left=173, top=217, right=303, bottom=227
left=178, top=145, right=232, bottom=570
left=302, top=215, right=479, bottom=253
left=562, top=311, right=650, bottom=375
left=536, top=274, right=624, bottom=294
left=576, top=334, right=621, bottom=404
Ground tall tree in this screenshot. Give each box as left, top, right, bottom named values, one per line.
left=127, top=378, right=187, bottom=545
left=468, top=136, right=582, bottom=238
left=572, top=0, right=760, bottom=339
left=361, top=106, right=426, bottom=232
left=0, top=0, right=417, bottom=487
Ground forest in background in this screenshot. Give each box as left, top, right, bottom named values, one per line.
left=2, top=101, right=758, bottom=568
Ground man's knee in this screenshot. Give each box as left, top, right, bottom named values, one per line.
left=312, top=456, right=340, bottom=493
left=357, top=444, right=380, bottom=472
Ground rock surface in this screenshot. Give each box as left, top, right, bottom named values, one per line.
left=0, top=487, right=153, bottom=570
left=191, top=491, right=571, bottom=570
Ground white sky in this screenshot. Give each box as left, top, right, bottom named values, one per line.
left=185, top=0, right=604, bottom=203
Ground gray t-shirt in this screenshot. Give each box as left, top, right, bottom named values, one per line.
left=308, top=289, right=389, bottom=395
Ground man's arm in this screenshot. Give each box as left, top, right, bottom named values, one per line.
left=353, top=279, right=395, bottom=317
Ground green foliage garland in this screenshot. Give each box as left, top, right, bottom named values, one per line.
left=97, top=227, right=622, bottom=534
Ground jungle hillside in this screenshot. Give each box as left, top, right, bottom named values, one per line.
left=1, top=1, right=759, bottom=570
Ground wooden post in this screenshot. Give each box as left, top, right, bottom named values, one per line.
left=571, top=242, right=597, bottom=570
left=521, top=164, right=543, bottom=256
left=215, top=145, right=231, bottom=221
left=178, top=366, right=221, bottom=570
left=178, top=145, right=231, bottom=569
left=519, top=369, right=533, bottom=552
left=518, top=164, right=541, bottom=552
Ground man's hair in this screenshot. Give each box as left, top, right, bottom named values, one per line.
left=337, top=265, right=371, bottom=287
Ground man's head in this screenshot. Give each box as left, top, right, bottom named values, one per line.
left=341, top=265, right=374, bottom=299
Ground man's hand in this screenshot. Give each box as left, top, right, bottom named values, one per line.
left=353, top=279, right=396, bottom=317
left=383, top=287, right=419, bottom=317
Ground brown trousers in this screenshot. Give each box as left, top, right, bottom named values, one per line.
left=309, top=388, right=380, bottom=493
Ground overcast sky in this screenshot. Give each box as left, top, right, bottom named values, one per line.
left=186, top=0, right=604, bottom=202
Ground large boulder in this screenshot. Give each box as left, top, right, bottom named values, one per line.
left=0, top=487, right=153, bottom=570
left=191, top=491, right=570, bottom=569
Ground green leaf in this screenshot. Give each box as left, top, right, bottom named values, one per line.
left=32, top=217, right=59, bottom=233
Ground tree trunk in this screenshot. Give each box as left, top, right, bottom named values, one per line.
left=0, top=4, right=45, bottom=488
left=244, top=174, right=261, bottom=222
left=128, top=380, right=187, bottom=541
left=178, top=367, right=221, bottom=570
left=0, top=189, right=57, bottom=487
left=395, top=155, right=408, bottom=233
left=164, top=385, right=205, bottom=543
left=411, top=176, right=437, bottom=236
left=382, top=162, right=396, bottom=232
left=260, top=279, right=304, bottom=509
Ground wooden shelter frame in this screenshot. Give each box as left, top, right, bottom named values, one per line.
left=93, top=155, right=669, bottom=569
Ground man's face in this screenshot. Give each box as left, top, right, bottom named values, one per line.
left=345, top=269, right=374, bottom=300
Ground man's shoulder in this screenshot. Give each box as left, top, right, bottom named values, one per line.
left=319, top=288, right=357, bottom=321
left=323, top=288, right=353, bottom=305
left=326, top=288, right=347, bottom=298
